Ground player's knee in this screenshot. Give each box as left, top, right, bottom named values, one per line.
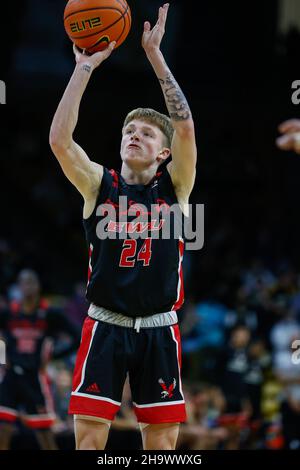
left=146, top=440, right=174, bottom=450
left=76, top=435, right=99, bottom=450
left=76, top=429, right=108, bottom=450
left=142, top=423, right=179, bottom=450
left=75, top=418, right=110, bottom=450
left=143, top=435, right=176, bottom=450
left=34, top=429, right=58, bottom=450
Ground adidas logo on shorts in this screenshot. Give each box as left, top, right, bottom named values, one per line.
left=85, top=382, right=100, bottom=393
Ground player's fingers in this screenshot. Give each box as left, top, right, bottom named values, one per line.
left=158, top=3, right=169, bottom=26
left=278, top=119, right=300, bottom=133
left=144, top=21, right=151, bottom=32
left=276, top=133, right=300, bottom=151
left=157, top=6, right=162, bottom=23
left=162, top=3, right=169, bottom=20
left=157, top=6, right=164, bottom=26
left=73, top=44, right=86, bottom=57
left=91, top=41, right=115, bottom=62
left=276, top=134, right=293, bottom=149
left=103, top=41, right=116, bottom=57
left=73, top=43, right=79, bottom=55
left=108, top=40, right=116, bottom=52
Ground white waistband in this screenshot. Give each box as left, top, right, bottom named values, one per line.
left=88, top=304, right=178, bottom=332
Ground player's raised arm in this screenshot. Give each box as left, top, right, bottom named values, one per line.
left=49, top=42, right=116, bottom=200
left=276, top=119, right=300, bottom=154
left=142, top=3, right=197, bottom=201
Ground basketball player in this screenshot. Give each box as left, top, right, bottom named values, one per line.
left=276, top=119, right=300, bottom=153
left=50, top=3, right=197, bottom=450
left=0, top=269, right=80, bottom=449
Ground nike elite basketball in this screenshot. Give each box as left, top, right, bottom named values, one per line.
left=64, top=0, right=132, bottom=54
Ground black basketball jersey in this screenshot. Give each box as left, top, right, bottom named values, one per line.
left=83, top=166, right=185, bottom=318
left=0, top=300, right=80, bottom=371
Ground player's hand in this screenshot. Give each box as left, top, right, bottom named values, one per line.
left=276, top=119, right=300, bottom=153
left=73, top=41, right=116, bottom=70
left=142, top=3, right=169, bottom=56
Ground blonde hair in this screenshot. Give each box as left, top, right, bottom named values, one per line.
left=123, top=108, right=174, bottom=148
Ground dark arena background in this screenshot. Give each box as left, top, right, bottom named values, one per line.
left=1, top=0, right=300, bottom=458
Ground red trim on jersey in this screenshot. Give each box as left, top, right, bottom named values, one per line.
left=69, top=394, right=120, bottom=421
left=0, top=407, right=18, bottom=423
left=72, top=317, right=96, bottom=391
left=134, top=403, right=186, bottom=424
left=171, top=238, right=185, bottom=311
left=109, top=169, right=119, bottom=188
left=22, top=415, right=55, bottom=429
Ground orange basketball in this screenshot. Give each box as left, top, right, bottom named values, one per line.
left=64, top=0, right=131, bottom=54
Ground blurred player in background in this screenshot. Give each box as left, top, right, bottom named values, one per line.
left=0, top=269, right=80, bottom=449
left=50, top=3, right=197, bottom=450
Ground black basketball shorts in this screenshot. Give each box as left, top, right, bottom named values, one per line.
left=0, top=367, right=55, bottom=429
left=69, top=317, right=186, bottom=424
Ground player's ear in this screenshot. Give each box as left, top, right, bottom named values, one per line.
left=157, top=147, right=171, bottom=163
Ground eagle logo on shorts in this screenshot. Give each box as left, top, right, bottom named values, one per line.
left=158, top=378, right=176, bottom=399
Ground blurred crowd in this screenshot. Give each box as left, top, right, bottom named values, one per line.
left=1, top=257, right=300, bottom=450
left=180, top=258, right=300, bottom=450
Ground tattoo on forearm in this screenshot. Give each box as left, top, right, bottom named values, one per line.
left=81, top=64, right=92, bottom=73
left=159, top=73, right=191, bottom=121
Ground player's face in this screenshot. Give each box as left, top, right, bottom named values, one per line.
left=121, top=119, right=167, bottom=168
left=18, top=272, right=40, bottom=298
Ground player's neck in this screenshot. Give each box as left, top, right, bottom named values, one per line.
left=120, top=163, right=158, bottom=185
